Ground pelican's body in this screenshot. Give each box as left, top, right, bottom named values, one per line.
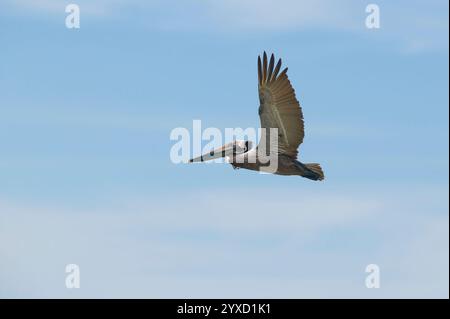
left=230, top=149, right=323, bottom=180
left=190, top=52, right=325, bottom=181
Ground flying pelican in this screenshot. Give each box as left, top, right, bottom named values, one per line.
left=189, top=52, right=324, bottom=181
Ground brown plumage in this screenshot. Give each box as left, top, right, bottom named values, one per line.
left=258, top=52, right=304, bottom=159
left=189, top=52, right=325, bottom=181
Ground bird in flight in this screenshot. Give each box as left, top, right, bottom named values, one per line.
left=190, top=52, right=324, bottom=181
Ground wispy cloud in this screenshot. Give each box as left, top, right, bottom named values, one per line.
left=3, top=0, right=448, bottom=53
left=1, top=186, right=448, bottom=298
left=2, top=0, right=112, bottom=16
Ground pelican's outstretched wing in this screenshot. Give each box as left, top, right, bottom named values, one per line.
left=257, top=52, right=304, bottom=158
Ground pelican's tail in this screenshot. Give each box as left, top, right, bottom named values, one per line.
left=303, top=163, right=325, bottom=181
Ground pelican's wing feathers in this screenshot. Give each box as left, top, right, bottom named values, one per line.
left=257, top=52, right=304, bottom=158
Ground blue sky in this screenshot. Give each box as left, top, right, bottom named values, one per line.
left=0, top=0, right=448, bottom=298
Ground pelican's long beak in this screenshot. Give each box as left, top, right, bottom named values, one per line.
left=189, top=143, right=234, bottom=163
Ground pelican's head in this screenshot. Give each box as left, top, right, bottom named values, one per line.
left=189, top=140, right=252, bottom=163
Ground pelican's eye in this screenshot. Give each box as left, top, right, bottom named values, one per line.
left=210, top=150, right=214, bottom=156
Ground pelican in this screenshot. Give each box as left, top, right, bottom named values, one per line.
left=189, top=52, right=324, bottom=181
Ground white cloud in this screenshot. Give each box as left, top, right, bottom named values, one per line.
left=4, top=0, right=113, bottom=16
left=0, top=186, right=448, bottom=298
left=0, top=0, right=372, bottom=30
left=202, top=0, right=359, bottom=31
left=2, top=0, right=447, bottom=52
